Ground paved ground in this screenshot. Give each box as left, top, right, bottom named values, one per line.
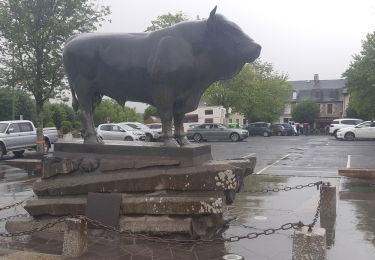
left=0, top=135, right=374, bottom=259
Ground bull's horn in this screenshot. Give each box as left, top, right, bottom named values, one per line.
left=209, top=6, right=217, bottom=19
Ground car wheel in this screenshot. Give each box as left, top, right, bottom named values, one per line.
left=145, top=133, right=153, bottom=142
left=13, top=150, right=25, bottom=158
left=263, top=131, right=269, bottom=137
left=344, top=132, right=355, bottom=141
left=124, top=136, right=134, bottom=141
left=230, top=133, right=240, bottom=142
left=44, top=138, right=50, bottom=153
left=193, top=133, right=202, bottom=142
left=0, top=144, right=5, bottom=159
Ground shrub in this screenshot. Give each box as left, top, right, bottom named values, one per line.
left=61, top=121, right=72, bottom=134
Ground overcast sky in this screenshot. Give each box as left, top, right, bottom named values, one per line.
left=95, top=0, right=375, bottom=112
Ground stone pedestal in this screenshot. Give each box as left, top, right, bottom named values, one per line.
left=292, top=227, right=326, bottom=260
left=7, top=142, right=256, bottom=239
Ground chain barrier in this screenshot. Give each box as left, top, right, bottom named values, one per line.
left=0, top=214, right=29, bottom=223
left=0, top=199, right=26, bottom=211
left=0, top=181, right=331, bottom=244
left=246, top=181, right=324, bottom=194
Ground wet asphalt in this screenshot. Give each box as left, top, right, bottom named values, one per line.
left=0, top=135, right=374, bottom=259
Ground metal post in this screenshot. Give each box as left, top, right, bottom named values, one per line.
left=320, top=183, right=336, bottom=248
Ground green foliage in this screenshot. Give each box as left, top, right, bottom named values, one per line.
left=343, top=32, right=375, bottom=120
left=143, top=105, right=159, bottom=121
left=0, top=87, right=36, bottom=121
left=291, top=101, right=320, bottom=124
left=93, top=99, right=139, bottom=125
left=45, top=121, right=55, bottom=127
left=60, top=120, right=72, bottom=134
left=0, top=0, right=110, bottom=150
left=146, top=12, right=187, bottom=32
left=44, top=103, right=77, bottom=129
left=203, top=61, right=292, bottom=122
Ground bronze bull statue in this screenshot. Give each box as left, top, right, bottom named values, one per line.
left=63, top=7, right=261, bottom=146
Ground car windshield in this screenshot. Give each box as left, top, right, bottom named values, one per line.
left=0, top=123, right=8, bottom=133
left=355, top=121, right=372, bottom=128
left=119, top=124, right=137, bottom=131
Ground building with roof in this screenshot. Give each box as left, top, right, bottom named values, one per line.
left=280, top=74, right=349, bottom=128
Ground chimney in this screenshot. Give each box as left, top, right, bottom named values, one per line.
left=314, top=74, right=319, bottom=84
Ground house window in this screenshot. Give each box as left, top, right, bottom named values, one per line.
left=292, top=91, right=297, bottom=100
left=327, top=104, right=333, bottom=114
left=229, top=119, right=232, bottom=123
left=205, top=118, right=213, bottom=123
left=204, top=109, right=213, bottom=115
left=236, top=119, right=239, bottom=124
left=183, top=114, right=198, bottom=123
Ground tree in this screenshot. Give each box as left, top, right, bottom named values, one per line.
left=343, top=32, right=375, bottom=120
left=93, top=99, right=139, bottom=125
left=0, top=87, right=36, bottom=121
left=203, top=61, right=292, bottom=123
left=0, top=0, right=110, bottom=152
left=143, top=105, right=159, bottom=121
left=146, top=12, right=188, bottom=32
left=291, top=101, right=320, bottom=124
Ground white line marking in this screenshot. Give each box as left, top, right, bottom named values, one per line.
left=256, top=154, right=290, bottom=175
left=346, top=154, right=351, bottom=168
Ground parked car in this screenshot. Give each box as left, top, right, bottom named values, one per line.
left=146, top=123, right=162, bottom=135
left=121, top=122, right=160, bottom=141
left=244, top=122, right=271, bottom=137
left=187, top=123, right=248, bottom=142
left=280, top=123, right=296, bottom=136
left=336, top=121, right=375, bottom=141
left=97, top=123, right=145, bottom=141
left=329, top=118, right=363, bottom=137
left=270, top=124, right=286, bottom=136
left=0, top=120, right=58, bottom=158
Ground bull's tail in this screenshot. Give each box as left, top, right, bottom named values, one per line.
left=70, top=85, right=79, bottom=112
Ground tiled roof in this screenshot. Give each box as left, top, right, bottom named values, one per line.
left=288, top=78, right=346, bottom=102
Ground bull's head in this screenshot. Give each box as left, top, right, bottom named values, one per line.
left=206, top=7, right=261, bottom=78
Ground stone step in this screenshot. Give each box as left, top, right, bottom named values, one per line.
left=24, top=191, right=225, bottom=216
left=33, top=161, right=245, bottom=196
left=6, top=214, right=224, bottom=238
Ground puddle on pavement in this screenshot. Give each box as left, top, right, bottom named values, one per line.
left=0, top=166, right=375, bottom=259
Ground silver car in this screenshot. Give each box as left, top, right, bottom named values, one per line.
left=187, top=123, right=248, bottom=142
left=97, top=123, right=145, bottom=141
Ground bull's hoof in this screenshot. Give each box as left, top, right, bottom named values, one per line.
left=163, top=138, right=180, bottom=147
left=176, top=136, right=191, bottom=146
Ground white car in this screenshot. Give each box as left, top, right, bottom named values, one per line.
left=121, top=122, right=160, bottom=141
left=336, top=121, right=375, bottom=141
left=97, top=123, right=145, bottom=141
left=329, top=118, right=363, bottom=137
left=146, top=123, right=162, bottom=135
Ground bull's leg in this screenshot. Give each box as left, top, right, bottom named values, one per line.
left=173, top=111, right=191, bottom=146
left=74, top=79, right=102, bottom=144
left=160, top=110, right=180, bottom=147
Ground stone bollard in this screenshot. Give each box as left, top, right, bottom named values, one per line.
left=292, top=226, right=326, bottom=260
left=320, top=184, right=336, bottom=220
left=320, top=184, right=337, bottom=248
left=62, top=218, right=88, bottom=257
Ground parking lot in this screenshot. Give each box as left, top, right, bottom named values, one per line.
left=0, top=135, right=374, bottom=259
left=210, top=135, right=375, bottom=176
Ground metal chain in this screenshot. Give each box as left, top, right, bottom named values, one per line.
left=246, top=181, right=323, bottom=194
left=0, top=216, right=67, bottom=237
left=0, top=199, right=26, bottom=211
left=0, top=182, right=330, bottom=243
left=0, top=214, right=29, bottom=223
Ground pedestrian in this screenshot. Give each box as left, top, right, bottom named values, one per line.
left=296, top=124, right=300, bottom=136
left=303, top=123, right=309, bottom=136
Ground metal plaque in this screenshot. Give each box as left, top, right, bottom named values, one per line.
left=85, top=192, right=122, bottom=226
